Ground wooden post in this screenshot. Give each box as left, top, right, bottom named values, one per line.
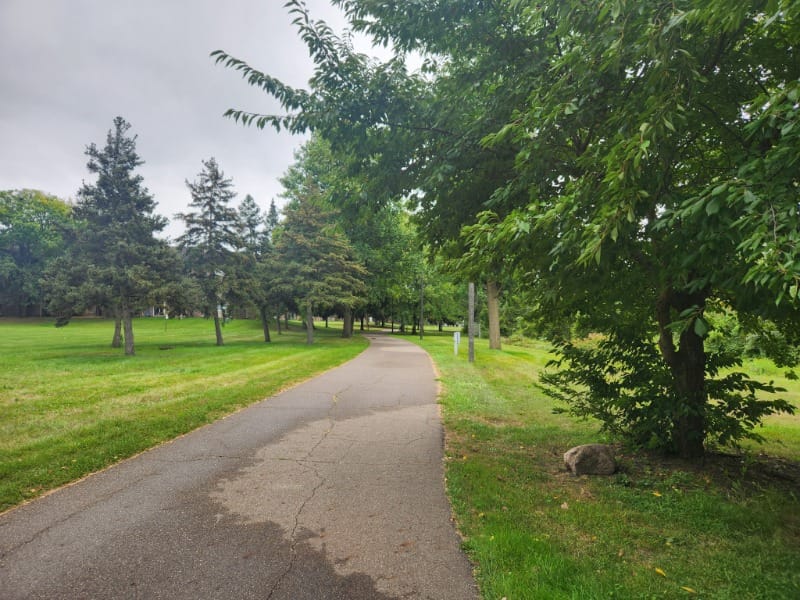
left=419, top=281, right=425, bottom=340
left=468, top=282, right=475, bottom=363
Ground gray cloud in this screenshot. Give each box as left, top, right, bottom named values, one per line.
left=0, top=0, right=353, bottom=239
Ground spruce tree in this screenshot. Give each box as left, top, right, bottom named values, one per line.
left=177, top=158, right=241, bottom=346
left=46, top=117, right=170, bottom=355
left=273, top=191, right=367, bottom=345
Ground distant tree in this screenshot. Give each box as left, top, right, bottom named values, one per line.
left=176, top=157, right=241, bottom=346
left=277, top=135, right=421, bottom=336
left=0, top=189, right=71, bottom=317
left=424, top=256, right=466, bottom=333
left=234, top=193, right=280, bottom=341
left=273, top=192, right=367, bottom=345
left=265, top=199, right=280, bottom=241
left=237, top=194, right=264, bottom=253
left=43, top=117, right=171, bottom=355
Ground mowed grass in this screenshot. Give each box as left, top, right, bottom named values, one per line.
left=416, top=333, right=800, bottom=600
left=0, top=317, right=367, bottom=512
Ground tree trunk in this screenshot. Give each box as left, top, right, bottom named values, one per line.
left=360, top=315, right=365, bottom=331
left=468, top=282, right=476, bottom=363
left=122, top=308, right=135, bottom=356
left=214, top=311, right=224, bottom=346
left=260, top=307, right=271, bottom=343
left=284, top=313, right=290, bottom=331
left=305, top=304, right=314, bottom=345
left=276, top=313, right=282, bottom=335
left=487, top=280, right=502, bottom=350
left=112, top=316, right=122, bottom=348
left=674, top=326, right=706, bottom=459
left=342, top=306, right=352, bottom=339
left=656, top=288, right=707, bottom=459
left=419, top=283, right=424, bottom=339
left=486, top=281, right=501, bottom=350
left=439, top=321, right=444, bottom=332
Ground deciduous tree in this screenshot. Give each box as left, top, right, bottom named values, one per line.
left=0, top=190, right=71, bottom=317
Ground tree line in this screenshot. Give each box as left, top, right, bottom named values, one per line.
left=0, top=117, right=466, bottom=354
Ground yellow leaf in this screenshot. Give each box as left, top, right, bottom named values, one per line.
left=653, top=491, right=662, bottom=497
left=655, top=567, right=667, bottom=577
left=681, top=586, right=697, bottom=594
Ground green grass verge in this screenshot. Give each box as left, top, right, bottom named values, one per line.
left=0, top=317, right=367, bottom=513
left=415, top=333, right=800, bottom=600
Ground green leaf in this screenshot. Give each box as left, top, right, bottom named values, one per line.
left=693, top=317, right=709, bottom=337
left=706, top=197, right=721, bottom=215
left=711, top=183, right=728, bottom=196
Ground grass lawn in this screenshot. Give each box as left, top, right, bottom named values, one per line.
left=415, top=332, right=800, bottom=600
left=0, top=316, right=367, bottom=513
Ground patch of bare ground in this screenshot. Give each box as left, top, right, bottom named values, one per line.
left=613, top=446, right=800, bottom=496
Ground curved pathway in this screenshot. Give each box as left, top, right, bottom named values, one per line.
left=0, top=334, right=478, bottom=599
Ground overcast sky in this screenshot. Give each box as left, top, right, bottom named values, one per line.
left=0, top=0, right=370, bottom=239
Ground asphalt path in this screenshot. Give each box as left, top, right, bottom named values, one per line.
left=0, top=333, right=478, bottom=599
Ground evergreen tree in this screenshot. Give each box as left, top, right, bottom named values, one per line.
left=44, top=117, right=171, bottom=355
left=265, top=199, right=280, bottom=241
left=273, top=191, right=367, bottom=345
left=176, top=157, right=241, bottom=346
left=238, top=194, right=264, bottom=253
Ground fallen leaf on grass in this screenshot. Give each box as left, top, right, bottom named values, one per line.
left=560, top=502, right=569, bottom=510
left=653, top=491, right=663, bottom=497
left=655, top=567, right=667, bottom=577
left=681, top=586, right=698, bottom=594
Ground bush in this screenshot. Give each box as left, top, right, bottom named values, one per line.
left=541, top=332, right=794, bottom=453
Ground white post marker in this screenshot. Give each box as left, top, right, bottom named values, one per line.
left=453, top=331, right=461, bottom=355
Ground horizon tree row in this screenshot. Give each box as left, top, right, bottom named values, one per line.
left=0, top=118, right=465, bottom=352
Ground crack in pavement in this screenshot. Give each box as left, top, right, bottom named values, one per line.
left=265, top=394, right=339, bottom=600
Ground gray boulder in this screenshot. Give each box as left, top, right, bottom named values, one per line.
left=564, top=444, right=616, bottom=476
